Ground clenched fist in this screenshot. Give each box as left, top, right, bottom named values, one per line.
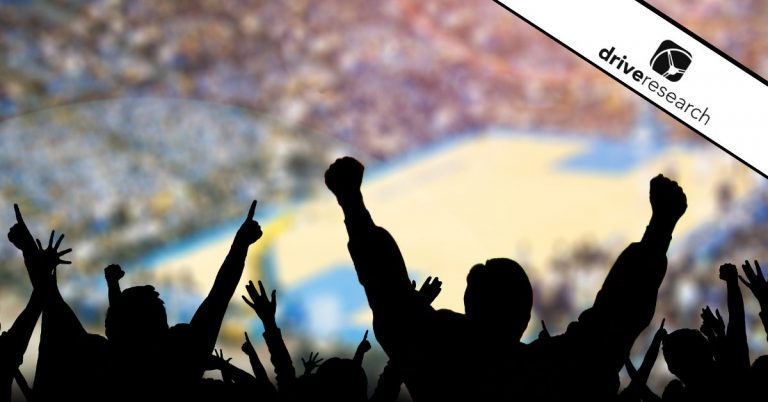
left=649, top=174, right=687, bottom=224
left=325, top=157, right=364, bottom=201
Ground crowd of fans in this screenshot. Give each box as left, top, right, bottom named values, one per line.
left=2, top=156, right=767, bottom=402
left=1, top=1, right=767, bottom=399
left=0, top=99, right=340, bottom=287
left=1, top=0, right=764, bottom=299
left=3, top=0, right=764, bottom=154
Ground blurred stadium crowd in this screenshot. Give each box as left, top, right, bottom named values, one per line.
left=4, top=0, right=765, bottom=151
left=0, top=99, right=339, bottom=283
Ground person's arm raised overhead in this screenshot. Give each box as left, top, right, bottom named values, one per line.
left=8, top=205, right=97, bottom=399
left=592, top=175, right=686, bottom=319
left=243, top=280, right=297, bottom=393
left=4, top=206, right=65, bottom=373
left=719, top=263, right=750, bottom=374
left=739, top=260, right=768, bottom=342
left=700, top=305, right=726, bottom=362
left=325, top=157, right=413, bottom=314
left=300, top=352, right=323, bottom=380
left=352, top=330, right=371, bottom=366
left=190, top=201, right=262, bottom=365
left=575, top=175, right=686, bottom=378
left=241, top=332, right=271, bottom=383
left=642, top=174, right=688, bottom=254
left=1, top=220, right=56, bottom=402
left=104, top=264, right=124, bottom=307
left=8, top=205, right=81, bottom=338
left=622, top=319, right=666, bottom=402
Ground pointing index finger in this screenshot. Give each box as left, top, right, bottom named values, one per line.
left=14, top=204, right=24, bottom=225
left=246, top=200, right=257, bottom=221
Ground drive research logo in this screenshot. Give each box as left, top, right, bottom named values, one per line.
left=598, top=44, right=711, bottom=126
left=650, top=40, right=692, bottom=82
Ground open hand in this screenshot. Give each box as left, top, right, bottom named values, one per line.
left=700, top=306, right=725, bottom=343
left=302, top=352, right=323, bottom=375
left=242, top=280, right=277, bottom=326
left=740, top=260, right=768, bottom=306
left=412, top=276, right=442, bottom=305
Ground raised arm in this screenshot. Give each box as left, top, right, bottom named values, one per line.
left=104, top=264, right=124, bottom=307
left=242, top=280, right=297, bottom=394
left=621, top=319, right=666, bottom=402
left=8, top=205, right=97, bottom=399
left=571, top=176, right=686, bottom=375
left=591, top=175, right=685, bottom=319
left=325, top=157, right=416, bottom=315
left=8, top=206, right=82, bottom=338
left=241, top=332, right=272, bottom=384
left=1, top=287, right=42, bottom=402
left=352, top=330, right=371, bottom=366
left=719, top=263, right=750, bottom=373
left=241, top=333, right=279, bottom=400
left=190, top=201, right=262, bottom=361
left=739, top=260, right=768, bottom=342
left=2, top=212, right=48, bottom=375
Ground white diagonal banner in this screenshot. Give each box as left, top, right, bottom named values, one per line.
left=494, top=0, right=768, bottom=177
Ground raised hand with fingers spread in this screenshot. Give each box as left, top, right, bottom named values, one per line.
left=412, top=277, right=442, bottom=305
left=740, top=260, right=768, bottom=308
left=700, top=306, right=725, bottom=346
left=302, top=352, right=324, bottom=376
left=210, top=348, right=232, bottom=370
left=8, top=204, right=70, bottom=288
left=740, top=260, right=768, bottom=342
left=242, top=278, right=297, bottom=394
left=242, top=280, right=277, bottom=329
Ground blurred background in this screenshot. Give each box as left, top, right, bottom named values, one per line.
left=0, top=0, right=767, bottom=398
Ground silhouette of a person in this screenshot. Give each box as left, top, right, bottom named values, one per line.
left=325, top=157, right=687, bottom=401
left=17, top=201, right=262, bottom=402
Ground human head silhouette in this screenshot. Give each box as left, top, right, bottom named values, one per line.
left=662, top=329, right=714, bottom=385
left=464, top=258, right=532, bottom=341
left=105, top=285, right=169, bottom=346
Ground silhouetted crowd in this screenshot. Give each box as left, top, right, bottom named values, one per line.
left=1, top=156, right=767, bottom=402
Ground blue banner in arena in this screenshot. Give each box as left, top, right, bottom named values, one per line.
left=493, top=0, right=768, bottom=177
